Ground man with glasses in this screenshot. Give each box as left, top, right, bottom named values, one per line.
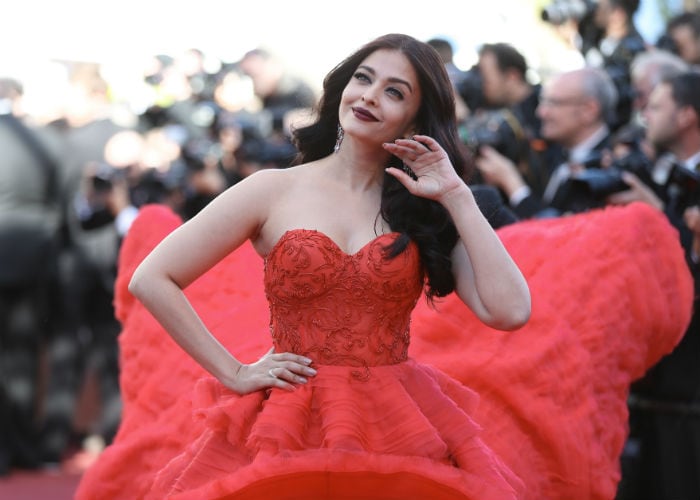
left=611, top=69, right=700, bottom=500
left=476, top=66, right=620, bottom=218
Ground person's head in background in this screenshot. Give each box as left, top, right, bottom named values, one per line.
left=426, top=37, right=455, bottom=67
left=477, top=43, right=532, bottom=108
left=238, top=48, right=284, bottom=101
left=537, top=67, right=618, bottom=150
left=643, top=71, right=700, bottom=161
left=630, top=49, right=688, bottom=113
left=666, top=11, right=700, bottom=67
left=426, top=37, right=471, bottom=122
left=593, top=0, right=641, bottom=35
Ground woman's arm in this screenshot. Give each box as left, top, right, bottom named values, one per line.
left=441, top=187, right=531, bottom=330
left=383, top=135, right=531, bottom=330
left=128, top=169, right=315, bottom=393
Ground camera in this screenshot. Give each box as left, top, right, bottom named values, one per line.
left=665, top=163, right=700, bottom=214
left=89, top=162, right=130, bottom=192
left=459, top=109, right=526, bottom=165
left=455, top=65, right=485, bottom=113
left=563, top=148, right=654, bottom=211
left=540, top=0, right=597, bottom=25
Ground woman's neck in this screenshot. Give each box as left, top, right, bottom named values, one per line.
left=326, top=141, right=389, bottom=192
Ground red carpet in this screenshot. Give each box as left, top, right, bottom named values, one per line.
left=0, top=470, right=82, bottom=500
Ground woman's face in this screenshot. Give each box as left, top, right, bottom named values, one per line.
left=338, top=49, right=422, bottom=146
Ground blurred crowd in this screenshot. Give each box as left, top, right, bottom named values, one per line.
left=2, top=0, right=700, bottom=498
left=0, top=44, right=316, bottom=476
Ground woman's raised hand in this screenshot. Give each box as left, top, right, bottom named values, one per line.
left=383, top=135, right=465, bottom=202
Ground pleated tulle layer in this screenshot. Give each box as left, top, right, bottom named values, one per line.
left=409, top=202, right=694, bottom=500
left=76, top=202, right=694, bottom=500
left=146, top=361, right=520, bottom=499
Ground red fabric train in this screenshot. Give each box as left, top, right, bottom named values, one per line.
left=76, top=201, right=693, bottom=500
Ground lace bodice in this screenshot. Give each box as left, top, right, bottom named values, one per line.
left=264, top=229, right=424, bottom=377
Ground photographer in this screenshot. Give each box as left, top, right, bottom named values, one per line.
left=474, top=43, right=560, bottom=205
left=542, top=0, right=647, bottom=130
left=426, top=37, right=470, bottom=122
left=476, top=67, right=628, bottom=218
left=630, top=48, right=688, bottom=123
left=0, top=77, right=64, bottom=474
left=665, top=10, right=700, bottom=67
left=582, top=0, right=646, bottom=71
left=587, top=0, right=647, bottom=130
left=611, top=71, right=700, bottom=500
left=76, top=128, right=198, bottom=229
left=238, top=47, right=317, bottom=138
left=477, top=43, right=543, bottom=140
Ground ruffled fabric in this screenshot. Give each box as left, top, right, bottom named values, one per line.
left=75, top=202, right=693, bottom=500
left=140, top=221, right=522, bottom=499
left=410, top=202, right=694, bottom=500
left=148, top=362, right=519, bottom=499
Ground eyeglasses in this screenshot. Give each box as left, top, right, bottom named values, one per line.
left=539, top=96, right=587, bottom=108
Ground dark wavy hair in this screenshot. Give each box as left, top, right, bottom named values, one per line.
left=292, top=33, right=470, bottom=300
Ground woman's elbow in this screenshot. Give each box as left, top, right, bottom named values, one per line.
left=499, top=305, right=531, bottom=331
left=128, top=265, right=149, bottom=299
left=488, top=295, right=531, bottom=331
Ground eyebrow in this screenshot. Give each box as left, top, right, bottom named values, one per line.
left=357, top=65, right=413, bottom=93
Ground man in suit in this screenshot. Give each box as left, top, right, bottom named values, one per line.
left=612, top=70, right=700, bottom=500
left=475, top=66, right=619, bottom=218
left=477, top=43, right=543, bottom=142
left=582, top=0, right=647, bottom=129
left=40, top=64, right=127, bottom=467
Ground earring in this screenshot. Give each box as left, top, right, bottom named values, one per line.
left=334, top=124, right=344, bottom=154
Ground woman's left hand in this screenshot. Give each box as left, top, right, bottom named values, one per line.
left=383, top=135, right=465, bottom=201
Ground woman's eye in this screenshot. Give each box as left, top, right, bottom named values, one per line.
left=354, top=71, right=370, bottom=83
left=387, top=87, right=404, bottom=99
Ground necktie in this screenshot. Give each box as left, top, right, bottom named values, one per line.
left=542, top=160, right=571, bottom=205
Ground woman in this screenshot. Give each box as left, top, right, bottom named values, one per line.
left=76, top=33, right=695, bottom=500
left=122, top=33, right=530, bottom=498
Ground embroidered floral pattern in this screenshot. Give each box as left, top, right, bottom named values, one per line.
left=264, top=229, right=423, bottom=378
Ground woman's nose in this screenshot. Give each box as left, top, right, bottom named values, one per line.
left=362, top=87, right=378, bottom=105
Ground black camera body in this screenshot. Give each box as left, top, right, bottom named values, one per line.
left=559, top=148, right=654, bottom=212
left=459, top=109, right=525, bottom=166
left=665, top=162, right=700, bottom=215
left=90, top=162, right=129, bottom=192
left=455, top=66, right=485, bottom=113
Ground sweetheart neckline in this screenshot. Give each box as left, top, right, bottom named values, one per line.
left=266, top=228, right=401, bottom=260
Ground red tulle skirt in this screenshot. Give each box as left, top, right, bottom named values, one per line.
left=76, top=202, right=693, bottom=500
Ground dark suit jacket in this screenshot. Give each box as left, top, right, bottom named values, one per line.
left=513, top=134, right=612, bottom=219
left=471, top=184, right=519, bottom=229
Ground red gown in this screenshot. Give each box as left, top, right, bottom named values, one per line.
left=76, top=202, right=693, bottom=500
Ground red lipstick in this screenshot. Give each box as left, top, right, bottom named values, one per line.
left=352, top=106, right=378, bottom=121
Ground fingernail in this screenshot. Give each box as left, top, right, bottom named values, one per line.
left=298, top=377, right=308, bottom=384
left=303, top=357, right=313, bottom=365
left=307, top=367, right=317, bottom=375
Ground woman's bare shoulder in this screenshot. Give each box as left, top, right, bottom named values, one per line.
left=242, top=162, right=318, bottom=188
left=218, top=163, right=322, bottom=217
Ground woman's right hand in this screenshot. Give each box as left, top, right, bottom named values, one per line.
left=223, top=348, right=317, bottom=394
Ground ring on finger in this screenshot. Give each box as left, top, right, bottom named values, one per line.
left=268, top=368, right=277, bottom=379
